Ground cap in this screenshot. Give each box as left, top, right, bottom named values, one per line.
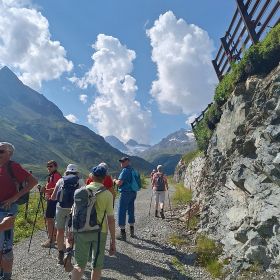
left=0, top=142, right=15, bottom=154
left=91, top=166, right=107, bottom=177
left=119, top=156, right=129, bottom=162
left=66, top=164, right=78, bottom=173
left=98, top=162, right=108, bottom=171
left=157, top=165, right=163, bottom=171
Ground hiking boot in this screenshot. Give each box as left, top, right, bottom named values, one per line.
left=155, top=210, right=159, bottom=218
left=58, top=250, right=64, bottom=265
left=130, top=226, right=136, bottom=238
left=116, top=229, right=126, bottom=241
left=160, top=209, right=165, bottom=219
left=41, top=239, right=55, bottom=248
left=64, top=251, right=74, bottom=272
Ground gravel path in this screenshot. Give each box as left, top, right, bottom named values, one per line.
left=12, top=186, right=212, bottom=280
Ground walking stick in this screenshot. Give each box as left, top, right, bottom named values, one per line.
left=167, top=189, right=173, bottom=217
left=148, top=189, right=153, bottom=216
left=28, top=191, right=44, bottom=252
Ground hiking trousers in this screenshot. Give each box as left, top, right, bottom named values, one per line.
left=118, top=191, right=137, bottom=227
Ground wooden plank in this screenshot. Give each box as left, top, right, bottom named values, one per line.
left=236, top=0, right=259, bottom=43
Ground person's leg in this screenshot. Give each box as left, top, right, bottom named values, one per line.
left=42, top=200, right=57, bottom=247
left=117, top=192, right=129, bottom=240
left=71, top=233, right=90, bottom=280
left=154, top=191, right=159, bottom=217
left=91, top=233, right=106, bottom=280
left=127, top=192, right=137, bottom=237
left=159, top=192, right=166, bottom=219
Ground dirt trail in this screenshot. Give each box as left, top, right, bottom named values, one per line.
left=13, top=187, right=211, bottom=280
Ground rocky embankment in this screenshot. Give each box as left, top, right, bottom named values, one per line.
left=175, top=64, right=280, bottom=274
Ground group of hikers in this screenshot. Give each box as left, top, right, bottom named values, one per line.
left=0, top=141, right=169, bottom=280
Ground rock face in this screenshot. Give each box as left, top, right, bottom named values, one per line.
left=179, top=64, right=280, bottom=271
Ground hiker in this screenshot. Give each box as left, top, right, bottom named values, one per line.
left=40, top=160, right=61, bottom=248
left=152, top=165, right=168, bottom=219
left=113, top=156, right=141, bottom=241
left=0, top=142, right=37, bottom=280
left=50, top=164, right=85, bottom=265
left=86, top=163, right=116, bottom=206
left=150, top=169, right=156, bottom=183
left=69, top=165, right=116, bottom=280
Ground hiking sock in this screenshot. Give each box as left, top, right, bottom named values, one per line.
left=130, top=226, right=135, bottom=238
left=58, top=250, right=64, bottom=265
left=160, top=209, right=165, bottom=219
left=155, top=210, right=159, bottom=217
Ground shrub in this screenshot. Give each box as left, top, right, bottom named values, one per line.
left=169, top=234, right=187, bottom=246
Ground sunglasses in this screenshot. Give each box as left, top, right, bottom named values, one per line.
left=47, top=165, right=55, bottom=168
left=0, top=150, right=6, bottom=154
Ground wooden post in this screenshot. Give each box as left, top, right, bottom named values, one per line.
left=212, top=59, right=223, bottom=81
left=236, top=0, right=259, bottom=43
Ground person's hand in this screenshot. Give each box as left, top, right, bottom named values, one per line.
left=67, top=231, right=74, bottom=244
left=40, top=186, right=45, bottom=193
left=2, top=196, right=17, bottom=210
left=109, top=240, right=116, bottom=256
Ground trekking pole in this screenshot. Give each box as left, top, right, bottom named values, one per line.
left=167, top=189, right=173, bottom=217
left=148, top=189, right=153, bottom=216
left=28, top=190, right=45, bottom=252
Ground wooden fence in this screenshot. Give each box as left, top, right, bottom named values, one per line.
left=191, top=0, right=280, bottom=130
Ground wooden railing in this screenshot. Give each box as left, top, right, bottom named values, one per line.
left=192, top=0, right=280, bottom=130
left=212, top=0, right=280, bottom=81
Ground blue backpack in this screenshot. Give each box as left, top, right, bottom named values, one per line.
left=57, top=175, right=79, bottom=208
left=131, top=169, right=141, bottom=192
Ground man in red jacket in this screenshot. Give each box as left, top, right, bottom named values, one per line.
left=40, top=160, right=61, bottom=248
left=0, top=142, right=37, bottom=280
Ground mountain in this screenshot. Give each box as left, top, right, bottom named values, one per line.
left=0, top=66, right=153, bottom=179
left=139, top=128, right=197, bottom=175
left=105, top=136, right=151, bottom=155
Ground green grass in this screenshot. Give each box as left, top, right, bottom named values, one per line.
left=195, top=234, right=224, bottom=278
left=169, top=234, right=187, bottom=246
left=171, top=257, right=188, bottom=276
left=140, top=174, right=149, bottom=189
left=193, top=23, right=280, bottom=152
left=187, top=215, right=199, bottom=230
left=182, top=150, right=203, bottom=166
left=14, top=192, right=46, bottom=243
left=172, top=183, right=192, bottom=205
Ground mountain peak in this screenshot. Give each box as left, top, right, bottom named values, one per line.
left=0, top=66, right=22, bottom=84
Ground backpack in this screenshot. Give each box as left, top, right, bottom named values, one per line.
left=72, top=186, right=107, bottom=232
left=154, top=173, right=165, bottom=191
left=57, top=175, right=79, bottom=208
left=130, top=169, right=141, bottom=192
left=7, top=161, right=29, bottom=205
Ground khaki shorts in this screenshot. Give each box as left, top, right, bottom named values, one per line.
left=154, top=191, right=166, bottom=204
left=55, top=206, right=71, bottom=230
left=74, top=232, right=107, bottom=269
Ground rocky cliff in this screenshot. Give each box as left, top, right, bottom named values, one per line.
left=176, top=64, right=280, bottom=273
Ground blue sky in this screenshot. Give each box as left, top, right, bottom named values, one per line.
left=0, top=0, right=236, bottom=144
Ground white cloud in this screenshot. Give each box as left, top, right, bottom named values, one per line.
left=0, top=0, right=73, bottom=89
left=146, top=11, right=217, bottom=115
left=79, top=94, right=88, bottom=104
left=65, top=114, right=78, bottom=123
left=70, top=34, right=151, bottom=144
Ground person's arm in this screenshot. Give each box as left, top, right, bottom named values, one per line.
left=113, top=178, right=123, bottom=187
left=164, top=176, right=168, bottom=190
left=50, top=179, right=61, bottom=200
left=0, top=215, right=15, bottom=232
left=107, top=215, right=116, bottom=256
left=2, top=174, right=38, bottom=208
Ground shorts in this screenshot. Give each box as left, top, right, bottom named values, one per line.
left=0, top=203, right=18, bottom=251
left=55, top=206, right=71, bottom=230
left=74, top=232, right=107, bottom=269
left=154, top=191, right=166, bottom=204
left=45, top=199, right=57, bottom=219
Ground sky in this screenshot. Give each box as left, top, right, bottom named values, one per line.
left=0, top=0, right=236, bottom=144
